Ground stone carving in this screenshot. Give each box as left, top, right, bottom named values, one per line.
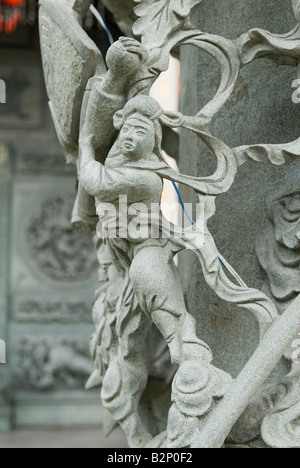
left=15, top=299, right=94, bottom=323
left=227, top=365, right=300, bottom=449
left=251, top=161, right=300, bottom=448
left=13, top=337, right=94, bottom=391
left=39, top=0, right=106, bottom=164
left=257, top=163, right=300, bottom=313
left=86, top=240, right=177, bottom=437
left=39, top=0, right=300, bottom=448
left=26, top=195, right=97, bottom=282
left=261, top=368, right=300, bottom=449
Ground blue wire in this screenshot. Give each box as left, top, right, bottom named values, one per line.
left=172, top=181, right=195, bottom=226
left=102, top=19, right=113, bottom=46
left=90, top=5, right=113, bottom=46
left=172, top=182, right=236, bottom=274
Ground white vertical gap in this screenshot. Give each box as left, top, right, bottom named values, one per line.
left=150, top=57, right=181, bottom=265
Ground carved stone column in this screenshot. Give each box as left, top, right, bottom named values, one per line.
left=179, top=0, right=299, bottom=447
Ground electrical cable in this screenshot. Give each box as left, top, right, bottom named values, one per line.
left=89, top=4, right=114, bottom=46
left=173, top=183, right=248, bottom=289
left=172, top=181, right=195, bottom=226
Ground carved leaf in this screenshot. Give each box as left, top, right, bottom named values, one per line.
left=133, top=0, right=204, bottom=47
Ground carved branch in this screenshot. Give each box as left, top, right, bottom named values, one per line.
left=193, top=294, right=300, bottom=448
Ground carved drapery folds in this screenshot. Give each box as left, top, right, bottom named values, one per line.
left=257, top=164, right=300, bottom=312
left=39, top=0, right=300, bottom=448
left=254, top=162, right=300, bottom=448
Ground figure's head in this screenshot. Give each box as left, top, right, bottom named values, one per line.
left=114, top=96, right=163, bottom=161
left=118, top=114, right=156, bottom=160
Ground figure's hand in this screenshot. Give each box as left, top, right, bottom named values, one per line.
left=106, top=37, right=148, bottom=79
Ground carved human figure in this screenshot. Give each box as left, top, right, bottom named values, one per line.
left=79, top=77, right=230, bottom=445
left=39, top=0, right=300, bottom=449
left=80, top=94, right=214, bottom=365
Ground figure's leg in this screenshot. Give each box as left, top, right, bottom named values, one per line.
left=129, top=247, right=212, bottom=366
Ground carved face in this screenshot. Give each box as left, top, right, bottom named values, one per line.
left=273, top=192, right=300, bottom=250
left=118, top=114, right=156, bottom=160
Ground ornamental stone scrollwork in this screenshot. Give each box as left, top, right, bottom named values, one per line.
left=39, top=0, right=300, bottom=448
left=251, top=161, right=300, bottom=448
left=256, top=163, right=300, bottom=314
left=14, top=298, right=94, bottom=323
left=26, top=195, right=97, bottom=283
left=13, top=337, right=94, bottom=391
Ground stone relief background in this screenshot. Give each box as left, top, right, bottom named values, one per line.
left=0, top=31, right=101, bottom=430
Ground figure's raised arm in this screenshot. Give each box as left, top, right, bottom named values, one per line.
left=80, top=38, right=149, bottom=164
left=75, top=38, right=149, bottom=225
left=78, top=132, right=107, bottom=197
